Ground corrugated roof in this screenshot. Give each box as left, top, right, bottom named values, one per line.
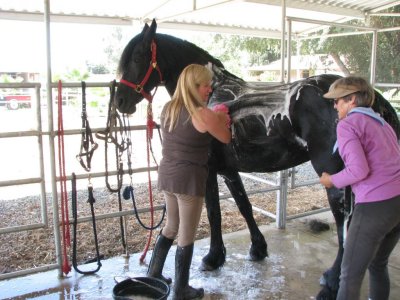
left=0, top=0, right=398, bottom=38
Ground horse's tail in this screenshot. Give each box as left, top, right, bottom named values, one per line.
left=373, top=91, right=400, bottom=140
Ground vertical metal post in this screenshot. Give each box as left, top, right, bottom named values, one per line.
left=35, top=84, right=48, bottom=226
left=276, top=169, right=289, bottom=229
left=44, top=0, right=63, bottom=277
left=280, top=0, right=286, bottom=83
left=287, top=18, right=292, bottom=83
left=370, top=30, right=378, bottom=86
left=290, top=167, right=296, bottom=189
left=296, top=39, right=301, bottom=79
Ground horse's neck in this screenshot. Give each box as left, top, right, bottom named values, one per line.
left=158, top=35, right=222, bottom=95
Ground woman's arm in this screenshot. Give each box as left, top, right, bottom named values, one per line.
left=192, top=107, right=232, bottom=144
left=330, top=122, right=370, bottom=188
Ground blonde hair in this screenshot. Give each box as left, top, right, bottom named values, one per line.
left=163, top=64, right=213, bottom=131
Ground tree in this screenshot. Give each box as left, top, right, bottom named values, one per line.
left=87, top=63, right=109, bottom=75
left=103, top=27, right=130, bottom=75
left=53, top=68, right=89, bottom=82
left=299, top=5, right=400, bottom=85
left=193, top=33, right=281, bottom=78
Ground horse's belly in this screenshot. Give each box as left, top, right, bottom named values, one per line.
left=222, top=114, right=309, bottom=172
left=224, top=137, right=309, bottom=172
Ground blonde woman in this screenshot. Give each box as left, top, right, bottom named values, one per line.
left=147, top=64, right=231, bottom=300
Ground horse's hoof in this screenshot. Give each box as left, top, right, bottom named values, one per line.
left=249, top=245, right=268, bottom=261
left=200, top=252, right=225, bottom=271
left=198, top=261, right=216, bottom=271
left=316, top=286, right=336, bottom=300
left=320, top=268, right=339, bottom=291
left=249, top=252, right=267, bottom=261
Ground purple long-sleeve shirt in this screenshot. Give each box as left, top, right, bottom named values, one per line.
left=331, top=112, right=400, bottom=204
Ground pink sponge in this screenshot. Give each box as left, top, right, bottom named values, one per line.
left=212, top=104, right=231, bottom=128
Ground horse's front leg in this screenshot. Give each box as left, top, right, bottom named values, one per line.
left=199, top=169, right=226, bottom=271
left=317, top=186, right=345, bottom=300
left=221, top=170, right=268, bottom=261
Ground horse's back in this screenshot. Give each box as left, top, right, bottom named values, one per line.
left=373, top=92, right=400, bottom=139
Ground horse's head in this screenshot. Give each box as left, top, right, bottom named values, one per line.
left=115, top=19, right=162, bottom=114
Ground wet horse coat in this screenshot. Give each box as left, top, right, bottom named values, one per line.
left=115, top=20, right=400, bottom=299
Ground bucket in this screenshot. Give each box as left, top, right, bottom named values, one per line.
left=112, top=277, right=170, bottom=300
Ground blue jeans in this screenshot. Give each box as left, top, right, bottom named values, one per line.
left=337, top=195, right=400, bottom=300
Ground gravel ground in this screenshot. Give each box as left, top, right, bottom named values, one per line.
left=0, top=162, right=329, bottom=274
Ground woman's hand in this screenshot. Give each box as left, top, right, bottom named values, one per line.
left=320, top=172, right=334, bottom=188
left=215, top=110, right=231, bottom=128
left=212, top=104, right=231, bottom=128
left=192, top=106, right=232, bottom=144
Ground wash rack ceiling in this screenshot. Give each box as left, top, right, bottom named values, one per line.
left=0, top=0, right=399, bottom=38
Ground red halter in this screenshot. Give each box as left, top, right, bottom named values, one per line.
left=119, top=39, right=163, bottom=102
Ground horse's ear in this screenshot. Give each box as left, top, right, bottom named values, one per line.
left=142, top=19, right=157, bottom=49
left=150, top=18, right=157, bottom=32
left=141, top=23, right=149, bottom=35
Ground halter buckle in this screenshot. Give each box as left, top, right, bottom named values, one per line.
left=152, top=62, right=157, bottom=69
left=135, top=85, right=143, bottom=93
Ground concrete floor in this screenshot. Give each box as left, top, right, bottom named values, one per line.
left=1, top=212, right=399, bottom=299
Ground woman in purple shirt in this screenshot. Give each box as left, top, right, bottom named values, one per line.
left=320, top=76, right=400, bottom=300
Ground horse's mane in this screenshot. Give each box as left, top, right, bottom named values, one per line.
left=117, top=31, right=237, bottom=80
left=161, top=33, right=225, bottom=68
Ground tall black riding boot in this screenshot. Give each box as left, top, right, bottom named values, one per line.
left=173, top=244, right=204, bottom=300
left=147, top=233, right=174, bottom=284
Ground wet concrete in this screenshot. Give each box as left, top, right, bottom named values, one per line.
left=1, top=211, right=399, bottom=299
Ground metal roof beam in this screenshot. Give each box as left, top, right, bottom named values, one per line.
left=370, top=13, right=400, bottom=17
left=0, top=9, right=133, bottom=26
left=156, top=0, right=236, bottom=23
left=244, top=0, right=365, bottom=18
left=368, top=1, right=400, bottom=13
left=287, top=16, right=378, bottom=31
left=158, top=21, right=282, bottom=38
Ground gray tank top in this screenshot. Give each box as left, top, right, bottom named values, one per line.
left=157, top=102, right=212, bottom=196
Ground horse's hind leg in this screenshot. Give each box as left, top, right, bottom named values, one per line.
left=316, top=186, right=345, bottom=300
left=200, top=169, right=226, bottom=271
left=221, top=170, right=268, bottom=261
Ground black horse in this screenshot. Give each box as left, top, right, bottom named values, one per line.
left=115, top=19, right=400, bottom=299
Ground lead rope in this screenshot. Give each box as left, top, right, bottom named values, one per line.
left=71, top=173, right=102, bottom=274
left=71, top=81, right=102, bottom=274
left=96, top=81, right=127, bottom=251
left=140, top=100, right=157, bottom=262
left=122, top=114, right=166, bottom=228
left=121, top=112, right=165, bottom=263
left=57, top=80, right=71, bottom=275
